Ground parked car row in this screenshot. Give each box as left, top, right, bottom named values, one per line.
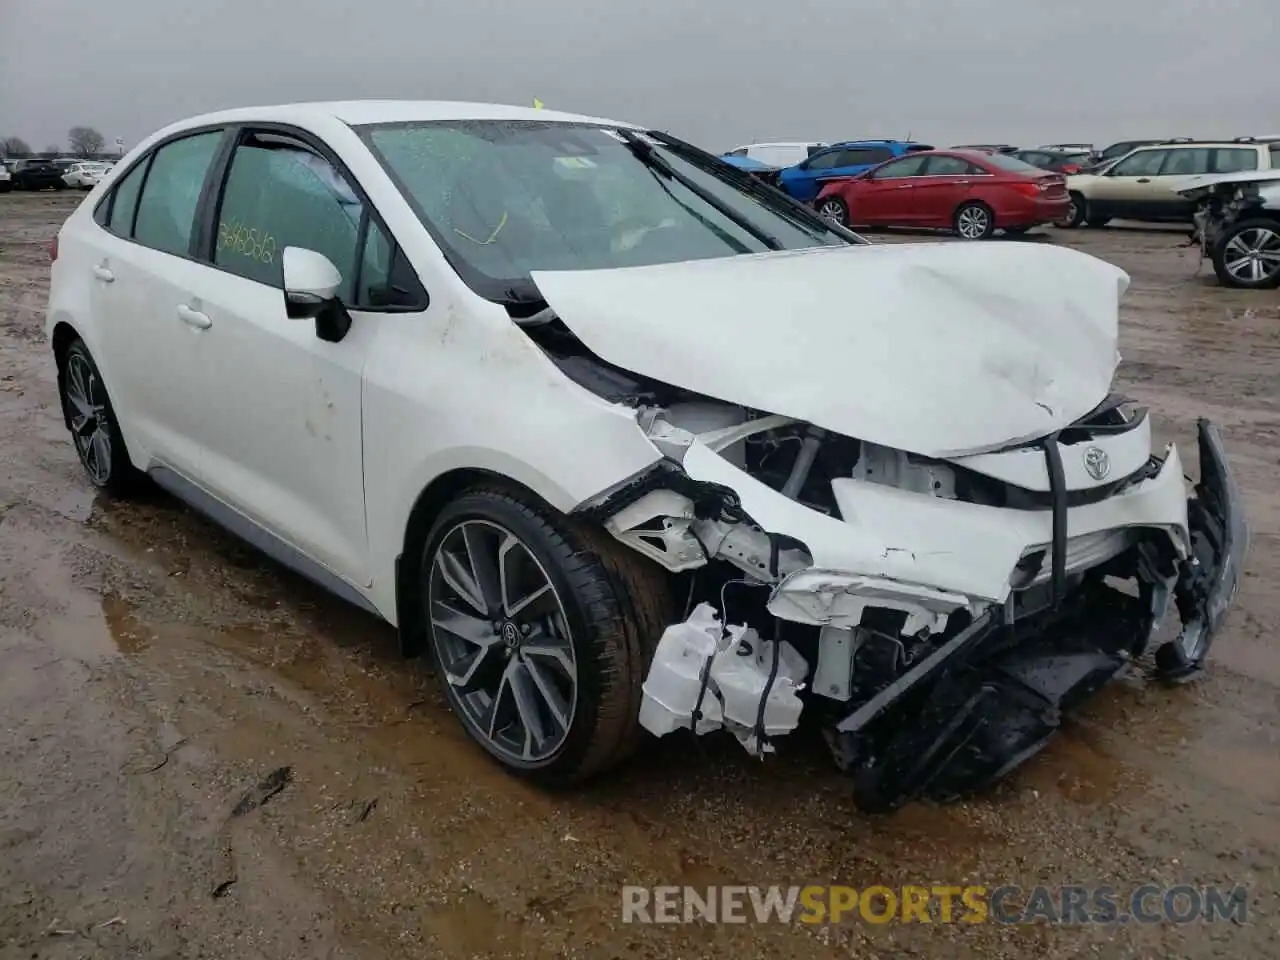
left=0, top=157, right=115, bottom=192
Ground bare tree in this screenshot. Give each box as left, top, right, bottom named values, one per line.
left=1, top=136, right=31, bottom=156
left=68, top=126, right=105, bottom=157
left=44, top=144, right=61, bottom=156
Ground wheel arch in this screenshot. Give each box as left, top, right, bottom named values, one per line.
left=395, top=467, right=561, bottom=656
left=51, top=321, right=83, bottom=429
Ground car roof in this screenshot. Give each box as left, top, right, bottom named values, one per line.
left=828, top=139, right=928, bottom=147
left=160, top=100, right=639, bottom=134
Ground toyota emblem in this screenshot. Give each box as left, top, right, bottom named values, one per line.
left=1083, top=446, right=1110, bottom=481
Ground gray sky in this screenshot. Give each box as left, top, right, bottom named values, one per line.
left=2, top=0, right=1275, bottom=154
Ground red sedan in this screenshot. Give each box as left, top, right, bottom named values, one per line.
left=813, top=149, right=1070, bottom=239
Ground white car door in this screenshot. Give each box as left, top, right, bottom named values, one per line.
left=183, top=130, right=376, bottom=587
left=90, top=130, right=227, bottom=480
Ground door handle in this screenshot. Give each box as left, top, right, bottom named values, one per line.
left=1136, top=178, right=1151, bottom=183
left=92, top=265, right=114, bottom=283
left=176, top=304, right=212, bottom=329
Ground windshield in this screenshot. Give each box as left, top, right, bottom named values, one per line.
left=357, top=120, right=853, bottom=304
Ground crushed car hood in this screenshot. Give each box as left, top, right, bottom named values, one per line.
left=532, top=242, right=1128, bottom=457
left=1174, top=168, right=1280, bottom=197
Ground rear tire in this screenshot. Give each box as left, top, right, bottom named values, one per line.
left=59, top=338, right=141, bottom=497
left=1211, top=218, right=1280, bottom=289
left=953, top=202, right=995, bottom=240
left=1084, top=215, right=1110, bottom=228
left=420, top=486, right=673, bottom=785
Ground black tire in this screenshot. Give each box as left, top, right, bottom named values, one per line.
left=815, top=195, right=849, bottom=227
left=1211, top=218, right=1280, bottom=289
left=1084, top=215, right=1110, bottom=228
left=953, top=201, right=995, bottom=240
left=1061, top=192, right=1087, bottom=228
left=420, top=486, right=673, bottom=785
left=58, top=338, right=141, bottom=497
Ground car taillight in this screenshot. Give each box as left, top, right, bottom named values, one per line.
left=1011, top=182, right=1041, bottom=198
left=49, top=236, right=58, bottom=261
left=1062, top=164, right=1080, bottom=174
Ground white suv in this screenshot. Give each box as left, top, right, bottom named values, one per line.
left=45, top=102, right=1243, bottom=809
left=1063, top=139, right=1280, bottom=226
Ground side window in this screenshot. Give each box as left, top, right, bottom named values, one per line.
left=132, top=132, right=223, bottom=256
left=1212, top=148, right=1260, bottom=173
left=837, top=148, right=892, bottom=167
left=106, top=158, right=149, bottom=236
left=1159, top=149, right=1211, bottom=176
left=922, top=155, right=971, bottom=175
left=871, top=155, right=928, bottom=179
left=214, top=135, right=364, bottom=301
left=1271, top=144, right=1280, bottom=167
left=355, top=220, right=427, bottom=309
left=1109, top=149, right=1167, bottom=177
left=804, top=151, right=841, bottom=171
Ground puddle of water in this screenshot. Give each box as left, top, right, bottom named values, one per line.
left=425, top=890, right=542, bottom=957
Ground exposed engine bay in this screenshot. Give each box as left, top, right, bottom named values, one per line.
left=519, top=303, right=1246, bottom=812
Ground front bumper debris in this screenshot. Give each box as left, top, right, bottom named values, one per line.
left=1154, top=419, right=1248, bottom=680
left=828, top=419, right=1247, bottom=811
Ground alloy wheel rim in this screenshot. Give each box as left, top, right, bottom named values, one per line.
left=818, top=200, right=845, bottom=224
left=428, top=519, right=578, bottom=764
left=64, top=354, right=111, bottom=485
left=957, top=207, right=989, bottom=239
left=1224, top=227, right=1280, bottom=284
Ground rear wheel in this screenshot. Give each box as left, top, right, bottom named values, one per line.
left=953, top=202, right=995, bottom=240
left=816, top=196, right=849, bottom=227
left=421, top=487, right=673, bottom=784
left=1211, top=218, right=1280, bottom=289
left=59, top=338, right=141, bottom=497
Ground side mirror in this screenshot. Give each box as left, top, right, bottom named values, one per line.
left=282, top=247, right=342, bottom=319
left=281, top=246, right=351, bottom=343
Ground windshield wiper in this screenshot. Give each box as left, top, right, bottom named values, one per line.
left=615, top=129, right=783, bottom=251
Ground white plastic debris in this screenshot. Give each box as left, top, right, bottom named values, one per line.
left=639, top=603, right=809, bottom=756
left=638, top=603, right=725, bottom=736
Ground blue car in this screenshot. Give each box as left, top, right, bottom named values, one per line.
left=777, top=140, right=935, bottom=203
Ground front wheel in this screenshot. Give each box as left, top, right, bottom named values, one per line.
left=816, top=196, right=849, bottom=227
left=1060, top=192, right=1087, bottom=228
left=1211, top=218, right=1280, bottom=289
left=59, top=338, right=140, bottom=496
left=421, top=487, right=673, bottom=784
left=954, top=202, right=995, bottom=240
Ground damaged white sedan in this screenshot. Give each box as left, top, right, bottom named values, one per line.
left=47, top=102, right=1247, bottom=811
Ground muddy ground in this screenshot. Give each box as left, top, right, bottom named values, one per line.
left=0, top=191, right=1277, bottom=959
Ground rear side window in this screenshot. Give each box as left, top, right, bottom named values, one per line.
left=838, top=147, right=892, bottom=166
left=107, top=159, right=148, bottom=236
left=214, top=136, right=364, bottom=300
left=923, top=155, right=976, bottom=175
left=1212, top=148, right=1260, bottom=173
left=1160, top=148, right=1211, bottom=176
left=133, top=132, right=223, bottom=256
